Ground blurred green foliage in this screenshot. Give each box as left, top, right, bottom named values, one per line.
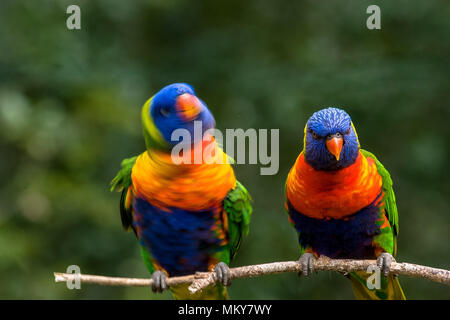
left=0, top=0, right=449, bottom=299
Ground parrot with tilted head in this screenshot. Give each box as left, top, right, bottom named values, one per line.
left=285, top=107, right=405, bottom=300
left=111, top=83, right=252, bottom=300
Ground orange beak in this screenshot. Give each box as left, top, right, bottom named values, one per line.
left=326, top=136, right=343, bottom=161
left=176, top=93, right=203, bottom=121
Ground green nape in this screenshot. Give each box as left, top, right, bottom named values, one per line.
left=142, top=127, right=171, bottom=151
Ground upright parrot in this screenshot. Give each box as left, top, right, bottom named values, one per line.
left=111, top=83, right=252, bottom=300
left=285, top=107, right=405, bottom=300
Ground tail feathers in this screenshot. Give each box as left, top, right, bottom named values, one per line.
left=170, top=283, right=228, bottom=300
left=349, top=271, right=406, bottom=300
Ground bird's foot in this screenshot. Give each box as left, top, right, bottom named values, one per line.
left=298, top=253, right=316, bottom=276
left=377, top=252, right=394, bottom=277
left=151, top=270, right=168, bottom=293
left=214, top=262, right=231, bottom=286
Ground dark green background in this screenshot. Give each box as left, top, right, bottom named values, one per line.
left=0, top=0, right=449, bottom=299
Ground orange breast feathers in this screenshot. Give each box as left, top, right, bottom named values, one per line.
left=286, top=152, right=383, bottom=219
left=131, top=140, right=236, bottom=212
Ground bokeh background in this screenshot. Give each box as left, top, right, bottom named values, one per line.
left=0, top=0, right=449, bottom=299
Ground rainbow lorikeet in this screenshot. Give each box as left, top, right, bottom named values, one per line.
left=285, top=107, right=405, bottom=300
left=111, top=83, right=252, bottom=300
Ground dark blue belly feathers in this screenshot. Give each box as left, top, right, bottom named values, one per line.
left=287, top=194, right=383, bottom=259
left=133, top=197, right=226, bottom=276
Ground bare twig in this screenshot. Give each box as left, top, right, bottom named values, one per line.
left=54, top=257, right=450, bottom=294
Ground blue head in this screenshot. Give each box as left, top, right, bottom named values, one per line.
left=303, top=107, right=360, bottom=171
left=141, top=83, right=215, bottom=150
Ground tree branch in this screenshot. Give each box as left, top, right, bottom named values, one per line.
left=54, top=257, right=450, bottom=294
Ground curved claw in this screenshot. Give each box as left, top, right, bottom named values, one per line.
left=151, top=270, right=168, bottom=293
left=377, top=252, right=394, bottom=277
left=298, top=253, right=316, bottom=277
left=214, top=262, right=232, bottom=286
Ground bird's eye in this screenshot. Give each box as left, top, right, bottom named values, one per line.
left=310, top=130, right=319, bottom=140
left=160, top=108, right=170, bottom=117
left=335, top=132, right=342, bottom=138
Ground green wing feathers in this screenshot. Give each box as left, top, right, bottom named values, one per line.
left=110, top=156, right=138, bottom=232
left=223, top=181, right=253, bottom=260
left=110, top=156, right=137, bottom=192
left=360, top=149, right=399, bottom=255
